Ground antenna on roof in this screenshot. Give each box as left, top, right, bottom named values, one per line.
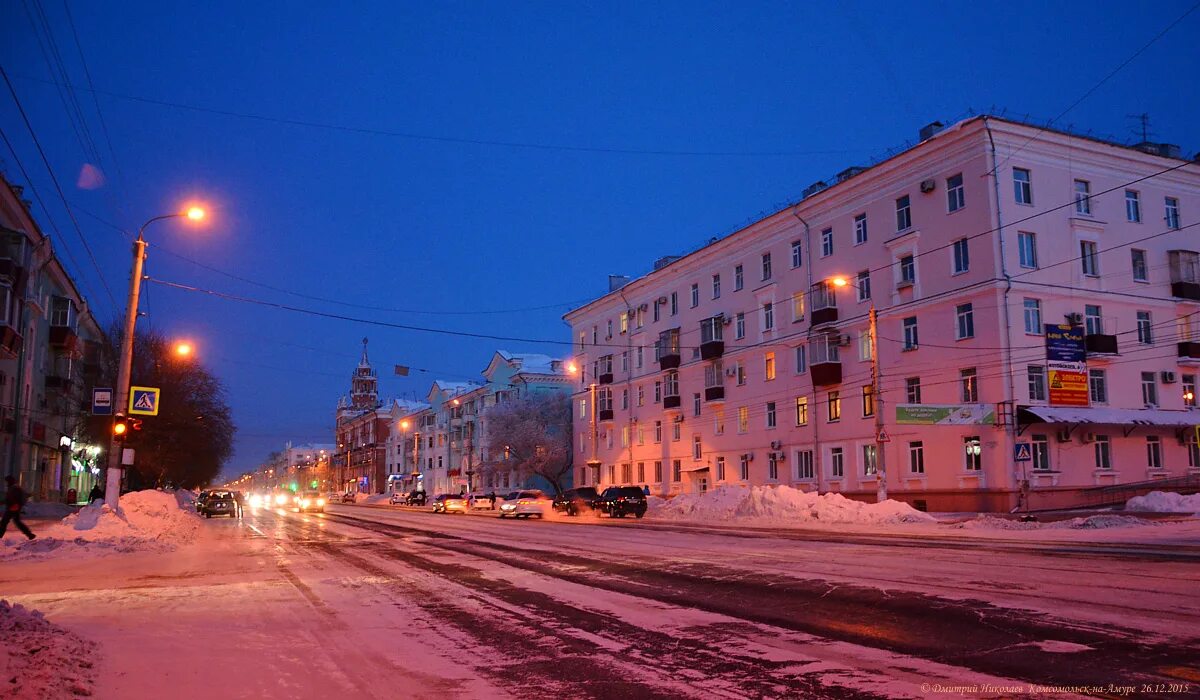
left=1126, top=113, right=1153, bottom=142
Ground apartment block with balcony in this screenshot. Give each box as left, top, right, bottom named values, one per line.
left=564, top=116, right=1199, bottom=512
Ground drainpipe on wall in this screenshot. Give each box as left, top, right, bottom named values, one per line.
left=617, top=288, right=636, bottom=487
left=984, top=117, right=1022, bottom=511
left=790, top=205, right=819, bottom=494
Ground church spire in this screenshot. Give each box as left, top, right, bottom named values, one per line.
left=359, top=336, right=370, bottom=367
left=350, top=337, right=379, bottom=410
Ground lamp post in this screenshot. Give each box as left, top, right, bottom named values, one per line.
left=831, top=276, right=887, bottom=503
left=566, top=362, right=600, bottom=486
left=104, top=207, right=205, bottom=509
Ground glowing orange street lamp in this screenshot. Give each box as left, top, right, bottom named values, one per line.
left=174, top=341, right=195, bottom=358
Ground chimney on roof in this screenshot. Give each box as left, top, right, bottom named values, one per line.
left=1133, top=141, right=1182, bottom=159
left=801, top=180, right=828, bottom=199
left=608, top=274, right=631, bottom=292
left=836, top=166, right=866, bottom=183
left=919, top=121, right=945, bottom=141
left=652, top=256, right=680, bottom=271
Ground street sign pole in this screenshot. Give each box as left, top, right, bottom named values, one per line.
left=105, top=236, right=146, bottom=509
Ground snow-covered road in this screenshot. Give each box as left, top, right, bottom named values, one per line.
left=3, top=503, right=1197, bottom=699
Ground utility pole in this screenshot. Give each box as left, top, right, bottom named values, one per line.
left=870, top=304, right=887, bottom=502
left=104, top=235, right=146, bottom=509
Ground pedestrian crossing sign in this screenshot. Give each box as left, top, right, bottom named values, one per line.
left=1013, top=442, right=1032, bottom=462
left=129, top=386, right=161, bottom=416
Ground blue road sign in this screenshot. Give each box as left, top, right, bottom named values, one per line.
left=129, top=386, right=161, bottom=416
left=1013, top=442, right=1033, bottom=462
left=92, top=388, right=113, bottom=416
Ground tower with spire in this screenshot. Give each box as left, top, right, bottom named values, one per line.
left=350, top=337, right=379, bottom=410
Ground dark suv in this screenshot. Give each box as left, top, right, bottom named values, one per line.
left=596, top=486, right=648, bottom=518
left=553, top=487, right=600, bottom=516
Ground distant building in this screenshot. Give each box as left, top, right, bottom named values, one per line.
left=565, top=116, right=1199, bottom=512
left=332, top=338, right=391, bottom=494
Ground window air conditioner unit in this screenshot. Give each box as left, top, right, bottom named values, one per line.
left=1081, top=432, right=1097, bottom=443
left=770, top=440, right=782, bottom=450
left=837, top=334, right=853, bottom=347
left=1055, top=429, right=1072, bottom=443
left=743, top=452, right=754, bottom=462
left=722, top=316, right=733, bottom=325
left=657, top=296, right=669, bottom=304
left=1065, top=312, right=1083, bottom=325
left=776, top=451, right=786, bottom=461
left=725, top=368, right=738, bottom=377
left=1161, top=371, right=1177, bottom=384
left=919, top=179, right=936, bottom=193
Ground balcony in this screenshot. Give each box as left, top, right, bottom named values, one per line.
left=598, top=408, right=614, bottom=422
left=598, top=371, right=614, bottom=385
left=662, top=394, right=682, bottom=410
left=1180, top=341, right=1200, bottom=363
left=811, top=361, right=842, bottom=387
left=811, top=306, right=838, bottom=327
left=49, top=325, right=81, bottom=355
left=1172, top=281, right=1200, bottom=302
left=699, top=339, right=724, bottom=360
left=0, top=258, right=23, bottom=285
left=656, top=329, right=681, bottom=369
left=704, top=386, right=725, bottom=402
left=1085, top=333, right=1119, bottom=356
left=699, top=317, right=725, bottom=359
left=0, top=323, right=21, bottom=360
left=1168, top=250, right=1200, bottom=301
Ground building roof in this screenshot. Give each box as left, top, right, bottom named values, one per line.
left=496, top=350, right=561, bottom=375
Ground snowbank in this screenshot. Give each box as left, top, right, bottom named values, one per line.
left=0, top=489, right=201, bottom=560
left=1125, top=491, right=1200, bottom=515
left=958, top=514, right=1156, bottom=531
left=20, top=501, right=75, bottom=518
left=0, top=600, right=96, bottom=699
left=649, top=485, right=935, bottom=525
left=361, top=493, right=391, bottom=505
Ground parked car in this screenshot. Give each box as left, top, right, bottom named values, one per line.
left=405, top=490, right=427, bottom=506
left=432, top=493, right=468, bottom=514
left=552, top=487, right=600, bottom=516
left=340, top=492, right=356, bottom=504
left=596, top=486, right=648, bottom=518
left=294, top=491, right=326, bottom=513
left=499, top=490, right=551, bottom=519
left=326, top=492, right=341, bottom=504
left=199, top=491, right=239, bottom=518
left=389, top=491, right=406, bottom=505
left=195, top=490, right=213, bottom=512
left=467, top=493, right=497, bottom=510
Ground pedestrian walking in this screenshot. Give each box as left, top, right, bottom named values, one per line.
left=1, top=476, right=36, bottom=540
left=88, top=484, right=104, bottom=504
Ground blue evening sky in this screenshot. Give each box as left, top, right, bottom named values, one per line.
left=2, top=1, right=1197, bottom=479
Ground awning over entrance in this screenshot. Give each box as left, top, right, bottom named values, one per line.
left=1020, top=406, right=1197, bottom=427
left=681, top=465, right=710, bottom=473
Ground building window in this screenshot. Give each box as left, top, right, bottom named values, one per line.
left=952, top=239, right=969, bottom=274
left=961, top=367, right=978, bottom=402
left=792, top=291, right=805, bottom=321
left=899, top=254, right=916, bottom=284
left=736, top=361, right=746, bottom=386
left=764, top=352, right=776, bottom=380
left=664, top=371, right=679, bottom=401
left=1184, top=374, right=1196, bottom=408
left=1089, top=368, right=1108, bottom=404
left=654, top=461, right=663, bottom=482
left=1013, top=167, right=1032, bottom=204
left=693, top=392, right=701, bottom=416
left=767, top=453, right=779, bottom=481
left=1080, top=240, right=1099, bottom=276
left=619, top=312, right=629, bottom=334
left=1018, top=231, right=1038, bottom=269
left=861, top=385, right=874, bottom=417
left=858, top=329, right=873, bottom=362
left=854, top=213, right=868, bottom=244
left=715, top=456, right=725, bottom=481
left=654, top=381, right=662, bottom=404
left=895, top=195, right=912, bottom=231
left=1131, top=249, right=1148, bottom=282
left=1023, top=298, right=1042, bottom=334
left=653, top=302, right=661, bottom=323
left=1074, top=179, right=1091, bottom=214
left=735, top=313, right=745, bottom=340
left=1141, top=372, right=1158, bottom=406
left=1188, top=433, right=1200, bottom=469
left=827, top=391, right=841, bottom=422
left=791, top=240, right=803, bottom=268
left=1147, top=436, right=1163, bottom=470
left=830, top=447, right=844, bottom=478
left=1125, top=190, right=1141, bottom=222
left=734, top=264, right=744, bottom=291
left=820, top=228, right=833, bottom=257
left=955, top=303, right=974, bottom=339
left=795, top=396, right=808, bottom=426
left=947, top=173, right=964, bottom=212
left=856, top=270, right=871, bottom=301
left=795, top=450, right=814, bottom=480
left=1165, top=196, right=1181, bottom=229
left=621, top=388, right=629, bottom=410
left=795, top=345, right=807, bottom=374
left=902, top=317, right=919, bottom=350
left=739, top=455, right=749, bottom=481
left=862, top=444, right=878, bottom=476
left=905, top=377, right=921, bottom=404
left=672, top=459, right=682, bottom=482
left=737, top=406, right=749, bottom=433
left=690, top=283, right=699, bottom=308
left=963, top=436, right=982, bottom=471
left=670, top=292, right=678, bottom=316
left=762, top=252, right=772, bottom=281
left=713, top=407, right=725, bottom=435
left=1085, top=304, right=1103, bottom=335
left=712, top=273, right=721, bottom=299
left=908, top=441, right=925, bottom=474
left=766, top=402, right=777, bottom=429
left=654, top=420, right=662, bottom=443
left=692, top=434, right=702, bottom=460
left=636, top=462, right=645, bottom=482
left=621, top=463, right=632, bottom=483
left=672, top=416, right=682, bottom=441
left=606, top=465, right=615, bottom=483
left=1027, top=365, right=1046, bottom=401
left=1032, top=435, right=1050, bottom=471
left=763, top=302, right=774, bottom=331
left=637, top=347, right=644, bottom=369
left=621, top=352, right=629, bottom=372
left=1136, top=311, right=1153, bottom=344
left=1094, top=436, right=1111, bottom=470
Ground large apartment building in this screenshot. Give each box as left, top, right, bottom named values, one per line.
left=565, top=116, right=1199, bottom=512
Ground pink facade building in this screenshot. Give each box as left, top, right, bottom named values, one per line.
left=565, top=116, right=1199, bottom=512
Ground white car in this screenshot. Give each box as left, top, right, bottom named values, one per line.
left=500, top=490, right=551, bottom=519
left=389, top=491, right=406, bottom=505
left=466, top=493, right=497, bottom=510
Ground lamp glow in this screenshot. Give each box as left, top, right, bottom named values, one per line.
left=186, top=206, right=206, bottom=221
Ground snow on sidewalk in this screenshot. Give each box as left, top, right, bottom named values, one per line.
left=0, top=600, right=97, bottom=699
left=1125, top=490, right=1200, bottom=515
left=647, top=484, right=936, bottom=525
left=0, top=490, right=201, bottom=561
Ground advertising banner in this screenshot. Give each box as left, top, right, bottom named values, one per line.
left=895, top=404, right=996, bottom=425
left=1045, top=323, right=1089, bottom=406
left=1045, top=323, right=1085, bottom=363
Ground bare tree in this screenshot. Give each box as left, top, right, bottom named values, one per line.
left=484, top=392, right=572, bottom=495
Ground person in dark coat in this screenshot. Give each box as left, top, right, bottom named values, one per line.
left=88, top=484, right=104, bottom=504
left=1, top=476, right=36, bottom=540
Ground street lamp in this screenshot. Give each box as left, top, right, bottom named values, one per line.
left=566, top=362, right=601, bottom=483
left=103, top=205, right=208, bottom=509
left=173, top=341, right=195, bottom=358
left=831, top=276, right=887, bottom=503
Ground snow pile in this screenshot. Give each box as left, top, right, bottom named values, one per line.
left=1, top=490, right=201, bottom=560
left=1125, top=491, right=1200, bottom=515
left=20, top=501, right=75, bottom=518
left=957, top=514, right=1155, bottom=531
left=0, top=600, right=96, bottom=699
left=361, top=494, right=392, bottom=505
left=649, top=485, right=936, bottom=525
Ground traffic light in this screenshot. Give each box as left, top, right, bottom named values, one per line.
left=112, top=416, right=130, bottom=441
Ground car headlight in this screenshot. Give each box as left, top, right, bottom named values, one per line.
left=274, top=494, right=287, bottom=505
left=316, top=499, right=325, bottom=506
